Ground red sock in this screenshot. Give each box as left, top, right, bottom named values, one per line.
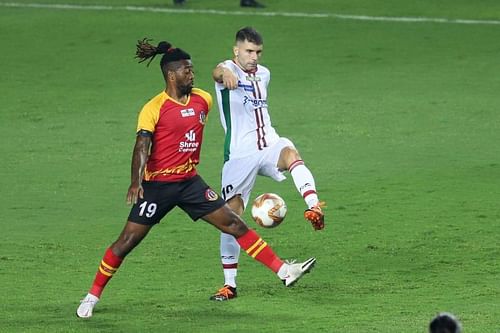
left=89, top=248, right=123, bottom=298
left=236, top=229, right=284, bottom=273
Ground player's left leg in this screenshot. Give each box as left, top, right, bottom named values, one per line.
left=278, top=146, right=325, bottom=230
left=181, top=175, right=315, bottom=297
left=276, top=146, right=318, bottom=207
left=259, top=138, right=325, bottom=230
left=202, top=204, right=316, bottom=286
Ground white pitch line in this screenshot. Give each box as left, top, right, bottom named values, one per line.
left=1, top=2, right=500, bottom=25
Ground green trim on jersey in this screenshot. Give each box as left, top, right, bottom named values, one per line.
left=221, top=88, right=231, bottom=162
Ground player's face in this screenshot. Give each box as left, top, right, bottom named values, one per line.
left=234, top=40, right=263, bottom=72
left=173, top=60, right=194, bottom=95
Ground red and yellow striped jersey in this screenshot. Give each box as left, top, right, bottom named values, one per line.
left=137, top=88, right=212, bottom=182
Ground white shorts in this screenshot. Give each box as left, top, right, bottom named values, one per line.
left=221, top=137, right=295, bottom=208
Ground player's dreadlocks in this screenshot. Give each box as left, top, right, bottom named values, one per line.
left=135, top=38, right=191, bottom=68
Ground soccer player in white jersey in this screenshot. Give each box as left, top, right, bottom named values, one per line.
left=210, top=27, right=325, bottom=301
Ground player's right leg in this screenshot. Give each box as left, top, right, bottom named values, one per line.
left=210, top=195, right=244, bottom=301
left=211, top=158, right=258, bottom=300
left=77, top=181, right=171, bottom=318
left=76, top=221, right=153, bottom=318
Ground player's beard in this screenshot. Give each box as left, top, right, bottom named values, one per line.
left=178, top=82, right=193, bottom=96
left=246, top=62, right=257, bottom=71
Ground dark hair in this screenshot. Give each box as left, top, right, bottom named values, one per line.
left=429, top=313, right=462, bottom=333
left=235, top=27, right=263, bottom=45
left=135, top=38, right=190, bottom=68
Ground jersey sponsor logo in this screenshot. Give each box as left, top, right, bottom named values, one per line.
left=238, top=81, right=255, bottom=92
left=180, top=108, right=196, bottom=117
left=199, top=111, right=206, bottom=125
left=185, top=129, right=196, bottom=141
left=179, top=129, right=199, bottom=152
left=243, top=96, right=268, bottom=109
left=205, top=188, right=219, bottom=201
left=246, top=75, right=261, bottom=82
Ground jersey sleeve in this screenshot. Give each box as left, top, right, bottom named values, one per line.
left=136, top=100, right=160, bottom=133
left=219, top=60, right=234, bottom=69
left=214, top=60, right=234, bottom=90
left=264, top=66, right=271, bottom=89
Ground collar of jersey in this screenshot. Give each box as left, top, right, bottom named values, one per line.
left=232, top=59, right=258, bottom=74
left=163, top=90, right=191, bottom=107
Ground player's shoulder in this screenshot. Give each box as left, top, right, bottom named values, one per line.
left=192, top=87, right=212, bottom=100
left=256, top=65, right=270, bottom=82
left=218, top=59, right=240, bottom=72
left=191, top=88, right=213, bottom=109
left=141, top=91, right=168, bottom=112
left=257, top=64, right=270, bottom=75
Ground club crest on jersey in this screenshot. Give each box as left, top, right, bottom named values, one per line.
left=246, top=76, right=261, bottom=82
left=205, top=188, right=219, bottom=201
left=180, top=108, right=195, bottom=117
left=199, top=111, right=206, bottom=125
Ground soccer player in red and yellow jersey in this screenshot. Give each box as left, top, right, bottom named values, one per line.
left=76, top=39, right=316, bottom=318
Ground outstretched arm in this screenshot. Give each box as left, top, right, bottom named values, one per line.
left=212, top=65, right=239, bottom=90
left=126, top=132, right=151, bottom=205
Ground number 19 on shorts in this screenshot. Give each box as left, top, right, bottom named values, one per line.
left=139, top=201, right=157, bottom=218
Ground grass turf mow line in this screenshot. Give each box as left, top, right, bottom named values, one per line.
left=1, top=1, right=500, bottom=25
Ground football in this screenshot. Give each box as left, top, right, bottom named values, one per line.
left=251, top=193, right=287, bottom=228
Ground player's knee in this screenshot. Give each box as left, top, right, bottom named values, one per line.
left=224, top=214, right=248, bottom=237
left=279, top=147, right=302, bottom=170
left=112, top=233, right=140, bottom=257
left=227, top=195, right=244, bottom=215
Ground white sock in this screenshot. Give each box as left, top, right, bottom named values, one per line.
left=289, top=161, right=319, bottom=209
left=223, top=269, right=237, bottom=288
left=220, top=232, right=240, bottom=288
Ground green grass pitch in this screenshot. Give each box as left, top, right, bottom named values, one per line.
left=1, top=1, right=499, bottom=332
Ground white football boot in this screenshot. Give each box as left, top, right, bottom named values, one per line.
left=76, top=293, right=99, bottom=318
left=279, top=257, right=316, bottom=287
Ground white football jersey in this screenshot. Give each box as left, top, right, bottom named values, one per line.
left=214, top=60, right=280, bottom=161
